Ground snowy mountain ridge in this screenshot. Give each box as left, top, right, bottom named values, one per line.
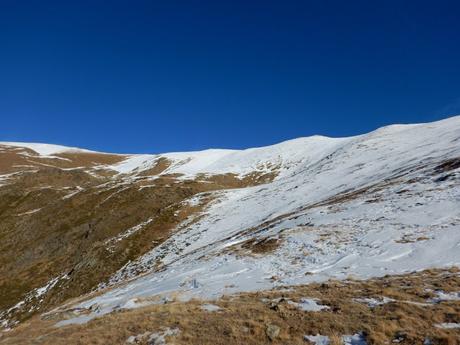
left=0, top=118, right=431, bottom=179
left=1, top=116, right=459, bottom=332
left=43, top=115, right=460, bottom=325
left=1, top=134, right=350, bottom=177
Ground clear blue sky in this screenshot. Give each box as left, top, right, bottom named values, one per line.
left=1, top=1, right=459, bottom=153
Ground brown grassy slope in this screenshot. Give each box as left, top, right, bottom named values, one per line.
left=1, top=268, right=459, bottom=345
left=0, top=148, right=278, bottom=328
left=0, top=146, right=126, bottom=174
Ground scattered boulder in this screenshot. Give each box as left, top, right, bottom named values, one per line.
left=265, top=323, right=280, bottom=341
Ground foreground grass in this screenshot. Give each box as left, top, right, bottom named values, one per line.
left=1, top=268, right=459, bottom=345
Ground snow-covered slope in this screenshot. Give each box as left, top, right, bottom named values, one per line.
left=1, top=136, right=350, bottom=180
left=0, top=142, right=94, bottom=156
left=52, top=116, right=460, bottom=325
left=107, top=136, right=351, bottom=179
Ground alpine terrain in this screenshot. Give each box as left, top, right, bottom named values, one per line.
left=1, top=116, right=460, bottom=344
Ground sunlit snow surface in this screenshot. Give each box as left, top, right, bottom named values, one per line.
left=286, top=298, right=328, bottom=312
left=304, top=334, right=331, bottom=345
left=304, top=333, right=367, bottom=345
left=27, top=116, right=460, bottom=325
left=0, top=142, right=94, bottom=156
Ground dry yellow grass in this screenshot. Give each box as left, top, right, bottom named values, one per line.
left=1, top=268, right=459, bottom=345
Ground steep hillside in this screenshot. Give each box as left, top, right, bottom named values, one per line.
left=0, top=143, right=278, bottom=329
left=0, top=116, right=460, bottom=344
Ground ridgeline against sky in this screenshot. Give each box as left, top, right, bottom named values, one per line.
left=0, top=0, right=459, bottom=153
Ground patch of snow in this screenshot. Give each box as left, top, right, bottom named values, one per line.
left=400, top=300, right=433, bottom=307
left=16, top=208, right=42, bottom=216
left=138, top=183, right=157, bottom=190
left=7, top=301, right=25, bottom=313
left=353, top=296, right=394, bottom=308
left=429, top=290, right=460, bottom=303
left=434, top=323, right=460, bottom=329
left=148, top=327, right=180, bottom=345
left=55, top=315, right=94, bottom=327
left=342, top=332, right=367, bottom=345
left=0, top=273, right=69, bottom=330
left=0, top=142, right=94, bottom=156
left=184, top=194, right=204, bottom=207
left=125, top=327, right=180, bottom=345
left=34, top=276, right=60, bottom=299
left=108, top=154, right=158, bottom=174
left=0, top=171, right=31, bottom=186
left=288, top=298, right=329, bottom=312
left=104, top=218, right=155, bottom=249
left=304, top=333, right=367, bottom=345
left=200, top=303, right=221, bottom=312
left=304, top=334, right=331, bottom=345
left=62, top=186, right=83, bottom=200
